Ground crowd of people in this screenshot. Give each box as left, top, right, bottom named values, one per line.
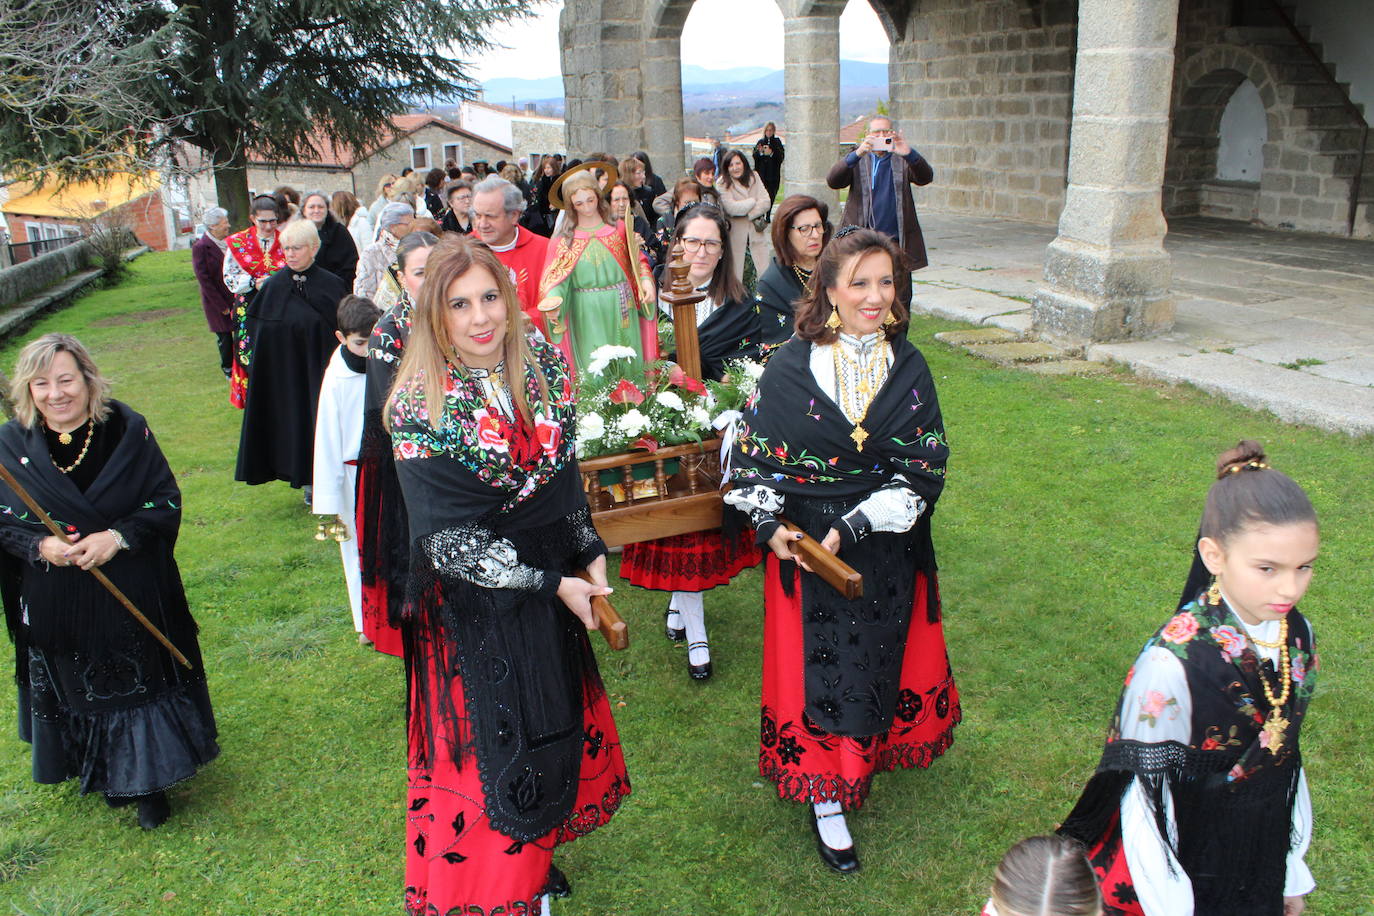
left=3, top=116, right=1323, bottom=916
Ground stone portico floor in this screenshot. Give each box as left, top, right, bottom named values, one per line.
left=911, top=212, right=1374, bottom=436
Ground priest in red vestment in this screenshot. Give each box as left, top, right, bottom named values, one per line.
left=472, top=176, right=550, bottom=334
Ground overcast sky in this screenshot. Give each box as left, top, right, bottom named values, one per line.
left=472, top=0, right=891, bottom=82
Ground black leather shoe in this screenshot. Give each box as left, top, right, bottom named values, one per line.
left=810, top=811, right=860, bottom=874
left=687, top=641, right=712, bottom=680
left=545, top=864, right=571, bottom=898
left=664, top=608, right=685, bottom=642
left=137, top=791, right=171, bottom=830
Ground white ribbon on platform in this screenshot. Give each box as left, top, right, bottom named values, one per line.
left=712, top=409, right=742, bottom=479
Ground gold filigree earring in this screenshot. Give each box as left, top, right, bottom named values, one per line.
left=825, top=305, right=842, bottom=330
left=882, top=310, right=898, bottom=328
left=1205, top=579, right=1222, bottom=606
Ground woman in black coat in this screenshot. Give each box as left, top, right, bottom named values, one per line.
left=755, top=194, right=831, bottom=359
left=751, top=123, right=785, bottom=220
left=302, top=190, right=359, bottom=289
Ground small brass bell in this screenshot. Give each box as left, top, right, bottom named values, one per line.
left=313, top=519, right=330, bottom=541
left=329, top=519, right=350, bottom=543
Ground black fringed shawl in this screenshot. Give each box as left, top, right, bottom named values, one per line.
left=730, top=337, right=948, bottom=736
left=0, top=403, right=195, bottom=681
left=754, top=258, right=807, bottom=357
left=389, top=341, right=609, bottom=842
left=1059, top=598, right=1316, bottom=915
left=357, top=294, right=413, bottom=624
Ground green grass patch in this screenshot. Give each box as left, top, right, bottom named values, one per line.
left=1280, top=357, right=1327, bottom=370
left=0, top=251, right=1369, bottom=914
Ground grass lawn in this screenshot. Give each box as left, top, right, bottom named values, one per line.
left=1, top=251, right=1370, bottom=915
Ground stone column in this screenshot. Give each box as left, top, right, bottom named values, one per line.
left=1031, top=0, right=1181, bottom=343
left=642, top=36, right=688, bottom=178
left=560, top=0, right=646, bottom=158
left=783, top=14, right=840, bottom=207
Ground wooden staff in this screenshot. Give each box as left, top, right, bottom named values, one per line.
left=0, top=463, right=193, bottom=669
left=779, top=520, right=864, bottom=600
left=575, top=569, right=629, bottom=651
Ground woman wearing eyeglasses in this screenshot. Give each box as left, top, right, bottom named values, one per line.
left=222, top=196, right=287, bottom=407
left=755, top=195, right=832, bottom=361
left=621, top=202, right=761, bottom=680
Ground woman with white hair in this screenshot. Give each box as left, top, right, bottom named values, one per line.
left=354, top=202, right=414, bottom=309
left=0, top=334, right=218, bottom=829
left=235, top=218, right=348, bottom=495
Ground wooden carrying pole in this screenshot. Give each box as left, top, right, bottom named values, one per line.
left=0, top=463, right=193, bottom=669
left=779, top=520, right=864, bottom=600
left=575, top=569, right=629, bottom=650
left=659, top=240, right=706, bottom=380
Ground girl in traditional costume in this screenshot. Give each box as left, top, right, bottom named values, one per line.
left=620, top=203, right=762, bottom=680
left=388, top=237, right=629, bottom=914
left=725, top=228, right=959, bottom=872
left=223, top=195, right=286, bottom=408
left=0, top=335, right=218, bottom=830
left=537, top=167, right=657, bottom=377
left=979, top=835, right=1102, bottom=916
left=1059, top=441, right=1319, bottom=916
left=356, top=231, right=438, bottom=657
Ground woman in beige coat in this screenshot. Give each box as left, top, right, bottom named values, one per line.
left=714, top=149, right=771, bottom=284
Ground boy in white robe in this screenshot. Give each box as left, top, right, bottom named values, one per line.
left=313, top=295, right=382, bottom=638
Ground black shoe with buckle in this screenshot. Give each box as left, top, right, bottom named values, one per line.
left=810, top=810, right=860, bottom=874
left=545, top=863, right=571, bottom=898
left=665, top=607, right=685, bottom=642
left=687, top=640, right=712, bottom=680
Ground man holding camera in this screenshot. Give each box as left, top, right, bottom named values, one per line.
left=826, top=115, right=934, bottom=307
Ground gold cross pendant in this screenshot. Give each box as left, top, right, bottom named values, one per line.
left=850, top=424, right=868, bottom=451
left=1262, top=711, right=1288, bottom=755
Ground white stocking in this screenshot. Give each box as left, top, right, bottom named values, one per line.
left=813, top=800, right=854, bottom=850
left=675, top=590, right=709, bottom=665
left=666, top=593, right=684, bottom=632
left=537, top=893, right=552, bottom=915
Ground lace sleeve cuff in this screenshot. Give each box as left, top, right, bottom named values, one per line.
left=836, top=478, right=926, bottom=548
left=568, top=506, right=608, bottom=570
left=724, top=484, right=785, bottom=544
left=420, top=525, right=558, bottom=594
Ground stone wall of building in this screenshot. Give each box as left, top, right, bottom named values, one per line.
left=511, top=121, right=566, bottom=166
left=352, top=127, right=511, bottom=202
left=246, top=166, right=357, bottom=200
left=893, top=0, right=1077, bottom=225
left=1166, top=0, right=1370, bottom=236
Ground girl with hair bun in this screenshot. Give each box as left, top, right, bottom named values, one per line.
left=1060, top=440, right=1319, bottom=916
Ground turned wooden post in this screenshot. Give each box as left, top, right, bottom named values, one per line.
left=659, top=240, right=707, bottom=383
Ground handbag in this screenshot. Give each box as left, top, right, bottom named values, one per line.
left=751, top=214, right=769, bottom=233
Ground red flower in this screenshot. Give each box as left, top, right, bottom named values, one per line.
left=474, top=409, right=509, bottom=453
left=1200, top=737, right=1221, bottom=750
left=667, top=364, right=707, bottom=394
left=534, top=415, right=562, bottom=455
left=609, top=379, right=645, bottom=405
left=632, top=436, right=659, bottom=453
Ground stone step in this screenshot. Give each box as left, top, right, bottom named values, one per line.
left=1294, top=125, right=1367, bottom=153
left=932, top=327, right=1019, bottom=347
left=1280, top=82, right=1354, bottom=108
left=1224, top=26, right=1311, bottom=46
left=1290, top=104, right=1366, bottom=131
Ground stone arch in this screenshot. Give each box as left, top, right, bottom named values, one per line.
left=1164, top=44, right=1285, bottom=219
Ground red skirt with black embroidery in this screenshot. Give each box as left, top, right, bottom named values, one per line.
left=758, top=556, right=960, bottom=810
left=1083, top=811, right=1147, bottom=916
left=354, top=464, right=404, bottom=658
left=619, top=528, right=761, bottom=591
left=403, top=641, right=631, bottom=915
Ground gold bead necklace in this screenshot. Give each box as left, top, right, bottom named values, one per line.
left=51, top=420, right=94, bottom=474
left=1252, top=616, right=1291, bottom=755
left=832, top=337, right=889, bottom=451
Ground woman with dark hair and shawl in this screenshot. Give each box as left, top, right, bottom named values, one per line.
left=621, top=202, right=761, bottom=680
left=355, top=231, right=438, bottom=657
left=0, top=334, right=218, bottom=830
left=755, top=194, right=832, bottom=360
left=725, top=228, right=959, bottom=873
left=387, top=236, right=629, bottom=914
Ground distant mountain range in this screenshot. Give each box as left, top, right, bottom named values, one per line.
left=476, top=60, right=889, bottom=110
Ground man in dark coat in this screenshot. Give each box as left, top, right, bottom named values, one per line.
left=826, top=116, right=934, bottom=308
left=190, top=207, right=235, bottom=377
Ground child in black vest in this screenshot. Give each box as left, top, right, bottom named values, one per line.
left=1060, top=440, right=1318, bottom=916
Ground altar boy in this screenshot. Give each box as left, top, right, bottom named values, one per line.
left=313, top=294, right=382, bottom=639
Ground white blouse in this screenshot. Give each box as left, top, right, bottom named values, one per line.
left=1117, top=590, right=1313, bottom=915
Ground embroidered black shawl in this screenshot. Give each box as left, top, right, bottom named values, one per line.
left=665, top=296, right=761, bottom=382
left=390, top=343, right=610, bottom=841
left=731, top=337, right=949, bottom=736
left=755, top=258, right=807, bottom=354
left=1060, top=598, right=1316, bottom=915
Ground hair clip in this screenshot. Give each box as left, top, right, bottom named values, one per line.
left=833, top=225, right=863, bottom=239
left=1225, top=460, right=1270, bottom=475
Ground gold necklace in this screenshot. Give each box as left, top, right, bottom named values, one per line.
left=1252, top=616, right=1291, bottom=755
left=51, top=420, right=94, bottom=474
left=831, top=337, right=889, bottom=451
